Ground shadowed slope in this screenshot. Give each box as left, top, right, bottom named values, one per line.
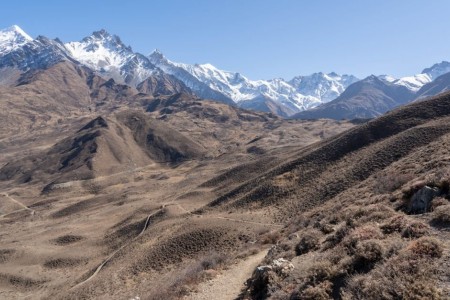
left=205, top=91, right=450, bottom=218
left=0, top=115, right=152, bottom=185
left=293, top=75, right=415, bottom=120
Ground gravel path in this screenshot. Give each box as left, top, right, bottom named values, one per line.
left=187, top=249, right=267, bottom=300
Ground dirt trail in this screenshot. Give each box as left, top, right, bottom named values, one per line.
left=187, top=249, right=268, bottom=300
left=175, top=203, right=283, bottom=228
left=0, top=193, right=35, bottom=217
left=70, top=206, right=166, bottom=290
left=70, top=201, right=278, bottom=290
left=1, top=193, right=33, bottom=211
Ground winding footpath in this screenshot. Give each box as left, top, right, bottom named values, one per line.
left=70, top=202, right=280, bottom=290
left=187, top=249, right=268, bottom=300
left=70, top=205, right=167, bottom=290
left=0, top=193, right=35, bottom=218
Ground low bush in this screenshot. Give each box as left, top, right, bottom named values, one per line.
left=373, top=171, right=414, bottom=194
left=304, top=260, right=336, bottom=285
left=401, top=222, right=429, bottom=239
left=343, top=224, right=383, bottom=254
left=351, top=240, right=385, bottom=272
left=431, top=204, right=450, bottom=226
left=295, top=230, right=321, bottom=255
left=380, top=215, right=409, bottom=234
left=407, top=237, right=443, bottom=258
left=261, top=231, right=282, bottom=244
left=430, top=197, right=448, bottom=211
left=298, top=281, right=332, bottom=300
left=323, top=224, right=350, bottom=249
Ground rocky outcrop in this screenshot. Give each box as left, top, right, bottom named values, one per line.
left=244, top=257, right=294, bottom=299
left=408, top=186, right=440, bottom=214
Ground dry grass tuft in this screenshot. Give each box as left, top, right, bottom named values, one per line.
left=148, top=251, right=229, bottom=299
left=295, top=230, right=321, bottom=255
left=380, top=215, right=409, bottom=234
left=352, top=240, right=385, bottom=271
left=298, top=280, right=333, bottom=300
left=343, top=224, right=383, bottom=254
left=373, top=171, right=414, bottom=194
left=407, top=237, right=443, bottom=258
left=401, top=222, right=429, bottom=239
left=261, top=230, right=282, bottom=245
left=431, top=204, right=450, bottom=226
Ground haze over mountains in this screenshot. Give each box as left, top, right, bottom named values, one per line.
left=3, top=25, right=450, bottom=119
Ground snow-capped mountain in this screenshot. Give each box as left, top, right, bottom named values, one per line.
left=0, top=25, right=32, bottom=55
left=0, top=33, right=74, bottom=71
left=150, top=50, right=357, bottom=115
left=380, top=61, right=450, bottom=92
left=173, top=60, right=322, bottom=111
left=148, top=50, right=235, bottom=105
left=422, top=61, right=450, bottom=80
left=65, top=30, right=158, bottom=86
left=0, top=25, right=361, bottom=116
left=3, top=25, right=450, bottom=118
left=294, top=75, right=415, bottom=120
left=289, top=72, right=359, bottom=103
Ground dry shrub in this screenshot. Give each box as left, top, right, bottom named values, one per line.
left=351, top=240, right=385, bottom=272
left=342, top=204, right=394, bottom=227
left=430, top=197, right=448, bottom=211
left=373, top=171, right=414, bottom=194
left=261, top=231, right=282, bottom=244
left=159, top=251, right=229, bottom=298
left=401, top=222, right=429, bottom=239
left=342, top=249, right=442, bottom=300
left=304, top=260, right=336, bottom=285
left=236, top=245, right=260, bottom=259
left=380, top=215, right=408, bottom=234
left=293, top=260, right=344, bottom=299
left=407, top=237, right=443, bottom=258
left=323, top=224, right=350, bottom=249
left=298, top=281, right=332, bottom=300
left=318, top=223, right=334, bottom=234
left=270, top=290, right=291, bottom=300
left=402, top=180, right=427, bottom=200
left=199, top=252, right=228, bottom=270
left=343, top=224, right=383, bottom=253
left=431, top=204, right=450, bottom=226
left=295, top=230, right=321, bottom=255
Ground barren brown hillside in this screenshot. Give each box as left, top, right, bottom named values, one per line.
left=3, top=61, right=450, bottom=299
left=0, top=62, right=356, bottom=299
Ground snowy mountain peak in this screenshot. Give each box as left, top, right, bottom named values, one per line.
left=379, top=61, right=450, bottom=92
left=422, top=61, right=450, bottom=81
left=65, top=30, right=134, bottom=71
left=80, top=29, right=132, bottom=52
left=0, top=25, right=33, bottom=55
left=148, top=49, right=167, bottom=63
left=289, top=72, right=359, bottom=103
left=65, top=30, right=158, bottom=86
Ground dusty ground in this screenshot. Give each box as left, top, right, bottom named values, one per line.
left=187, top=249, right=269, bottom=300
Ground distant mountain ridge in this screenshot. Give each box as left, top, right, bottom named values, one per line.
left=293, top=75, right=415, bottom=120
left=0, top=25, right=360, bottom=116
left=1, top=25, right=450, bottom=118
left=294, top=63, right=450, bottom=120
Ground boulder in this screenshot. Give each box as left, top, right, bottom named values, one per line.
left=409, top=186, right=440, bottom=214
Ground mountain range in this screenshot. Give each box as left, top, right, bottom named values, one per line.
left=294, top=62, right=450, bottom=119
left=2, top=25, right=450, bottom=119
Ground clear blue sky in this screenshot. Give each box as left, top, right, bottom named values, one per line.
left=1, top=0, right=449, bottom=80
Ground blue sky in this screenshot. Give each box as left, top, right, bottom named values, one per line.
left=1, top=0, right=449, bottom=80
